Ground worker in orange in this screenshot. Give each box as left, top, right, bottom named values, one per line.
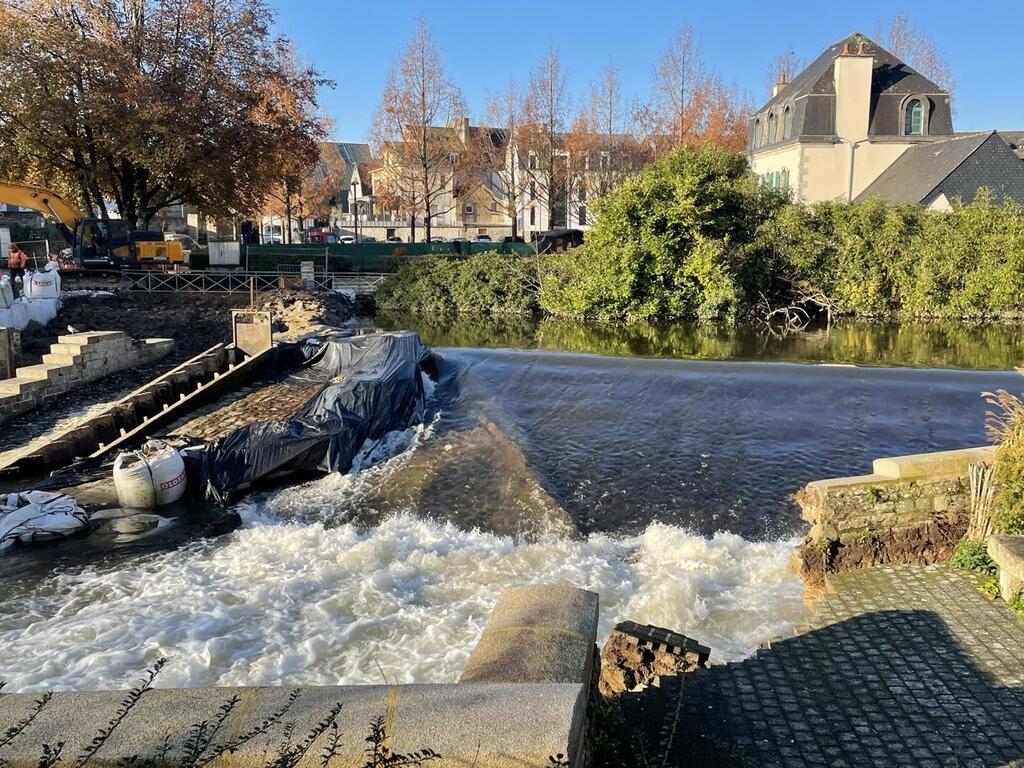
left=6, top=243, right=27, bottom=298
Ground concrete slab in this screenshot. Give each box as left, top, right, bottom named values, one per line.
left=460, top=585, right=599, bottom=685
left=989, top=534, right=1024, bottom=599
left=0, top=683, right=585, bottom=768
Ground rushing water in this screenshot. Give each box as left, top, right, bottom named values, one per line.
left=2, top=318, right=1022, bottom=692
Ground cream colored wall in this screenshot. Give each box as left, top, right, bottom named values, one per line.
left=850, top=143, right=912, bottom=198
left=750, top=144, right=803, bottom=197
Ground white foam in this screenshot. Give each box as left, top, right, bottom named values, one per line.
left=0, top=506, right=805, bottom=692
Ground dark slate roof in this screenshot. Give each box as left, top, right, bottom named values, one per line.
left=855, top=131, right=1024, bottom=205
left=752, top=33, right=952, bottom=147
left=1000, top=131, right=1024, bottom=160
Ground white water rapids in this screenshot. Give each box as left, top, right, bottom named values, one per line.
left=0, top=419, right=806, bottom=692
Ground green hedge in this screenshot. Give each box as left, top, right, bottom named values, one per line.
left=375, top=253, right=539, bottom=315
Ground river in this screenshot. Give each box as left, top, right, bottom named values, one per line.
left=1, top=318, right=1021, bottom=692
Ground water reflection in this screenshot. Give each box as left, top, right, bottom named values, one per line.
left=376, top=313, right=1024, bottom=371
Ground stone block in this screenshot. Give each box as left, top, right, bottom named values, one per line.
left=988, top=535, right=1024, bottom=600
left=460, top=585, right=599, bottom=685
left=0, top=683, right=586, bottom=768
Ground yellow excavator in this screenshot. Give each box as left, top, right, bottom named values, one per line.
left=0, top=181, right=184, bottom=269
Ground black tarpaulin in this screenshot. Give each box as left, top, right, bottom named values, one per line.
left=195, top=330, right=432, bottom=503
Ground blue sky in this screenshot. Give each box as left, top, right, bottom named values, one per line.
left=268, top=0, right=1022, bottom=143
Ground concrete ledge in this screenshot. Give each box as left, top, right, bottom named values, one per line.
left=0, top=683, right=586, bottom=768
left=460, top=585, right=599, bottom=685
left=873, top=446, right=996, bottom=481
left=989, top=534, right=1024, bottom=600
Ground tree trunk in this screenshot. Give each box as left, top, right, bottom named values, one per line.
left=285, top=186, right=293, bottom=245
left=410, top=213, right=416, bottom=243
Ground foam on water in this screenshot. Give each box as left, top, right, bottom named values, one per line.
left=0, top=376, right=807, bottom=692
left=0, top=500, right=804, bottom=692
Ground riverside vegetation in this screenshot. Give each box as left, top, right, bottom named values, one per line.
left=376, top=145, right=1024, bottom=323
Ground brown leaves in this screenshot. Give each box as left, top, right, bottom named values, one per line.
left=0, top=0, right=328, bottom=226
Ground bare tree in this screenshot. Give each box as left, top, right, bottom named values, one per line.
left=879, top=14, right=956, bottom=96
left=521, top=47, right=571, bottom=229
left=568, top=63, right=649, bottom=202
left=484, top=80, right=529, bottom=240
left=370, top=20, right=466, bottom=242
left=764, top=46, right=805, bottom=99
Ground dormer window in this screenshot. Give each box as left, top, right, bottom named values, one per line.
left=767, top=113, right=777, bottom=145
left=904, top=98, right=925, bottom=136
left=753, top=118, right=762, bottom=148
left=783, top=107, right=793, bottom=140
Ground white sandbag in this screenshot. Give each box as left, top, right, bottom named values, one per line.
left=23, top=270, right=60, bottom=300
left=113, top=440, right=188, bottom=508
left=0, top=296, right=61, bottom=331
left=0, top=491, right=89, bottom=550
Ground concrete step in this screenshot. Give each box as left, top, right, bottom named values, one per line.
left=57, top=331, right=125, bottom=346
left=16, top=363, right=65, bottom=382
left=48, top=342, right=88, bottom=356
left=42, top=353, right=83, bottom=366
left=0, top=377, right=47, bottom=396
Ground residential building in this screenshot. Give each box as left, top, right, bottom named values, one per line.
left=749, top=32, right=1024, bottom=207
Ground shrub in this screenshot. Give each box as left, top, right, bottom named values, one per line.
left=375, top=254, right=538, bottom=316
left=985, top=385, right=1024, bottom=534
left=539, top=144, right=786, bottom=322
left=949, top=538, right=997, bottom=575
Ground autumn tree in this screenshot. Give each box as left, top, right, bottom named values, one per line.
left=371, top=21, right=468, bottom=243
left=880, top=14, right=956, bottom=96
left=0, top=0, right=328, bottom=231
left=642, top=24, right=749, bottom=155
left=520, top=47, right=571, bottom=229
left=484, top=80, right=530, bottom=240
left=262, top=144, right=347, bottom=243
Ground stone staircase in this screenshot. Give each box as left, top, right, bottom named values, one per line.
left=0, top=331, right=173, bottom=424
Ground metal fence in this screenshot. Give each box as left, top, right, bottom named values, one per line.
left=121, top=270, right=388, bottom=295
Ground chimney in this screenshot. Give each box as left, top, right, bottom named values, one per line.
left=833, top=35, right=874, bottom=142
left=772, top=72, right=789, bottom=98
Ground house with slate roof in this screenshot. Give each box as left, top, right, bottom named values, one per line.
left=749, top=32, right=1024, bottom=208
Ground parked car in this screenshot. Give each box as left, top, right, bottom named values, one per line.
left=429, top=236, right=446, bottom=243
left=386, top=235, right=403, bottom=243
left=338, top=235, right=356, bottom=244
left=475, top=234, right=493, bottom=242
left=502, top=236, right=526, bottom=244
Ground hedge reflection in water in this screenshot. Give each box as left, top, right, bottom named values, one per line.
left=376, top=313, right=1024, bottom=370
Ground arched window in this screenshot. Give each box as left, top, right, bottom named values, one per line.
left=783, top=107, right=793, bottom=140
left=904, top=99, right=925, bottom=136
left=753, top=119, right=762, bottom=148
left=767, top=113, right=777, bottom=146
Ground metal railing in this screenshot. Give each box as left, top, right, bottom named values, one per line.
left=121, top=270, right=388, bottom=295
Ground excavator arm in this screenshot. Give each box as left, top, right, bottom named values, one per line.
left=0, top=181, right=83, bottom=244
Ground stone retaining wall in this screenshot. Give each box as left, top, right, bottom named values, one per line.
left=0, top=331, right=173, bottom=424
left=795, top=446, right=995, bottom=584
left=0, top=584, right=598, bottom=768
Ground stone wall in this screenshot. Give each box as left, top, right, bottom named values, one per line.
left=795, top=446, right=995, bottom=584
left=0, top=331, right=173, bottom=424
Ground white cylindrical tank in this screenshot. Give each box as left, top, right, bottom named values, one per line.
left=113, top=440, right=188, bottom=508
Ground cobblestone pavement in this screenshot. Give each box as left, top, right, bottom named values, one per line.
left=680, top=566, right=1024, bottom=767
